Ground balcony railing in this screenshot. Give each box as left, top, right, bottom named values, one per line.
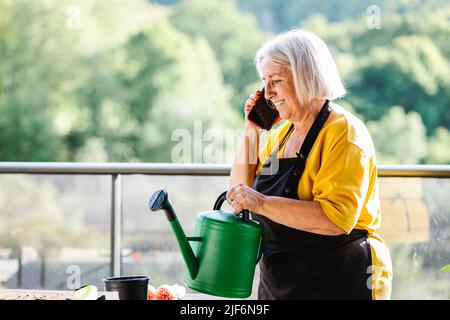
left=1, top=162, right=449, bottom=298
left=1, top=162, right=449, bottom=176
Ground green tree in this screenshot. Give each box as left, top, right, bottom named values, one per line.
left=367, top=106, right=427, bottom=164
left=237, top=0, right=391, bottom=32
left=0, top=0, right=177, bottom=162
left=76, top=13, right=241, bottom=162
left=169, top=0, right=267, bottom=112
left=347, top=35, right=450, bottom=134
left=302, top=10, right=450, bottom=138
left=70, top=0, right=171, bottom=161
left=73, top=1, right=242, bottom=162
left=0, top=102, right=61, bottom=161
left=427, top=127, right=450, bottom=164
left=125, top=21, right=241, bottom=162
left=0, top=0, right=83, bottom=161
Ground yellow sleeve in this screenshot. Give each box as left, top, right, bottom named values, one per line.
left=313, top=142, right=370, bottom=234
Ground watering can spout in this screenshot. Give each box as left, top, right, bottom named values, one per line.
left=148, top=189, right=199, bottom=279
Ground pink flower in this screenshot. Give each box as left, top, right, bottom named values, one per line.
left=147, top=284, right=186, bottom=300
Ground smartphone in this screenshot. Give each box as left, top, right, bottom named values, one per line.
left=247, top=87, right=281, bottom=130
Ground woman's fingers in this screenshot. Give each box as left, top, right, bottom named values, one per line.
left=226, top=191, right=233, bottom=205
left=244, top=90, right=265, bottom=132
left=227, top=184, right=253, bottom=213
left=254, top=89, right=262, bottom=98
left=227, top=183, right=246, bottom=205
left=245, top=90, right=262, bottom=111
left=227, top=184, right=266, bottom=214
left=230, top=194, right=245, bottom=213
left=231, top=193, right=244, bottom=207
left=226, top=185, right=237, bottom=204
left=245, top=98, right=255, bottom=112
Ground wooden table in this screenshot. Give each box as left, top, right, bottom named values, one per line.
left=0, top=289, right=233, bottom=300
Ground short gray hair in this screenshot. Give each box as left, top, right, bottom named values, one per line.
left=255, top=29, right=346, bottom=106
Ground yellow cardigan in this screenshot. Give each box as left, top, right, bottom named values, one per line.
left=255, top=105, right=393, bottom=299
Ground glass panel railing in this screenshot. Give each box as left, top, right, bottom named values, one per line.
left=121, top=175, right=450, bottom=299
left=378, top=177, right=450, bottom=299
left=121, top=175, right=240, bottom=295
left=0, top=164, right=448, bottom=299
left=0, top=174, right=111, bottom=290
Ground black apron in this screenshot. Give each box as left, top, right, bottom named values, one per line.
left=251, top=100, right=372, bottom=300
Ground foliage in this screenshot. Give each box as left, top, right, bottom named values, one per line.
left=169, top=0, right=267, bottom=112
left=1, top=0, right=243, bottom=162
left=367, top=107, right=427, bottom=164
left=1, top=0, right=449, bottom=299
left=0, top=0, right=82, bottom=161
left=237, top=0, right=450, bottom=33
left=302, top=11, right=450, bottom=136
left=237, top=0, right=386, bottom=32
left=427, top=128, right=450, bottom=164
left=347, top=35, right=450, bottom=133
left=1, top=0, right=449, bottom=164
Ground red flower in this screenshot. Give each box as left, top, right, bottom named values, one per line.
left=155, top=286, right=174, bottom=300
left=147, top=284, right=185, bottom=300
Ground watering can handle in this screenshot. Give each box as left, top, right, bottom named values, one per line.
left=213, top=191, right=250, bottom=222
left=214, top=191, right=264, bottom=264
left=241, top=210, right=250, bottom=222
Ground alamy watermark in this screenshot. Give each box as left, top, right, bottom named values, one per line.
left=367, top=265, right=391, bottom=291
left=367, top=5, right=382, bottom=30
left=66, top=264, right=81, bottom=290
left=170, top=121, right=280, bottom=175
left=66, top=5, right=82, bottom=30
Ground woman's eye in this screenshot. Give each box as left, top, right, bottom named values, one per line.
left=273, top=80, right=281, bottom=85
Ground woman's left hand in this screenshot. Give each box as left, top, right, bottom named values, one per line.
left=226, top=183, right=266, bottom=214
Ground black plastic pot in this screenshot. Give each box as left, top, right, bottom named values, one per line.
left=102, top=275, right=149, bottom=300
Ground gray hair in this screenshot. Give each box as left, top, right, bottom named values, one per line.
left=255, top=29, right=346, bottom=106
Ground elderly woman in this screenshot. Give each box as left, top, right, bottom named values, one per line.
left=227, top=29, right=393, bottom=300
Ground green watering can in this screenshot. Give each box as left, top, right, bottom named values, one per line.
left=148, top=189, right=264, bottom=298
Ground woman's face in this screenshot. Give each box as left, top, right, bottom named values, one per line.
left=260, top=57, right=300, bottom=120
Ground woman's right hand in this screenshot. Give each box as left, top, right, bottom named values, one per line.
left=244, top=90, right=265, bottom=133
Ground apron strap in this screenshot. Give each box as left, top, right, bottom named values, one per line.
left=279, top=124, right=294, bottom=151
left=282, top=100, right=331, bottom=196
left=268, top=123, right=294, bottom=160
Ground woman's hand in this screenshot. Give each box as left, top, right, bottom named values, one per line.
left=244, top=90, right=265, bottom=134
left=226, top=183, right=266, bottom=214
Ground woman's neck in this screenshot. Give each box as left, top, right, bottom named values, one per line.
left=291, top=99, right=326, bottom=133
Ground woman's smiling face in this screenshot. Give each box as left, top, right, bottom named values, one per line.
left=260, top=57, right=300, bottom=121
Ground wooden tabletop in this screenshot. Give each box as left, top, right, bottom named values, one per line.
left=0, top=289, right=234, bottom=300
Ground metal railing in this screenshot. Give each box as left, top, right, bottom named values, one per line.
left=1, top=162, right=449, bottom=277
left=0, top=162, right=449, bottom=177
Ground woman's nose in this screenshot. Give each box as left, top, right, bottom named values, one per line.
left=265, top=84, right=275, bottom=100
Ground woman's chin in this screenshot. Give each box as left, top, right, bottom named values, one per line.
left=277, top=109, right=289, bottom=120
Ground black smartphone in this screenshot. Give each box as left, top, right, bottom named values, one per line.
left=247, top=87, right=281, bottom=130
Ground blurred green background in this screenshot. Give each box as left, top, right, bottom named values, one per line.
left=1, top=0, right=449, bottom=299
left=1, top=0, right=449, bottom=164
